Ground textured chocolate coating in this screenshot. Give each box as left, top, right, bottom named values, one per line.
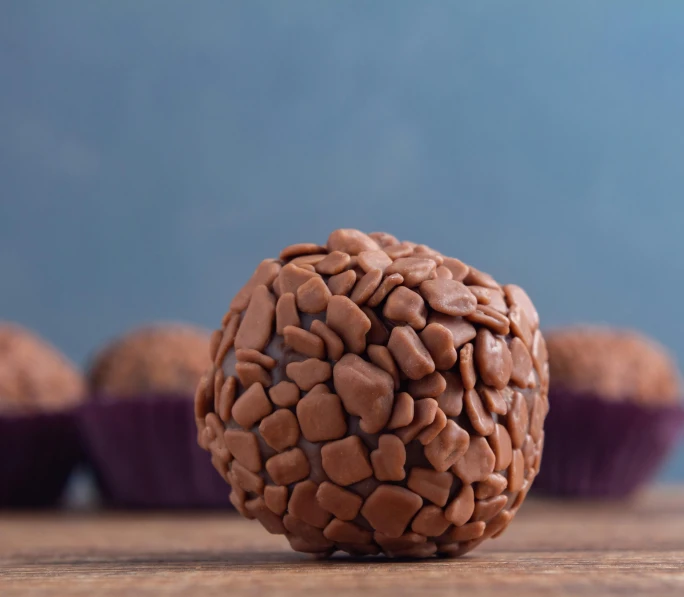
left=88, top=324, right=211, bottom=397
left=196, top=230, right=548, bottom=558
left=0, top=323, right=84, bottom=414
left=546, top=326, right=681, bottom=405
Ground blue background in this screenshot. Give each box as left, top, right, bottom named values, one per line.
left=1, top=1, right=683, bottom=479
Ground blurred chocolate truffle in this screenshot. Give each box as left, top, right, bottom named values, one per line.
left=81, top=323, right=229, bottom=508
left=535, top=326, right=684, bottom=498
left=196, top=229, right=549, bottom=558
left=0, top=322, right=84, bottom=507
left=547, top=326, right=680, bottom=405
left=0, top=322, right=84, bottom=413
left=88, top=323, right=211, bottom=397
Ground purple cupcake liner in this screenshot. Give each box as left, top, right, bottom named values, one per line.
left=533, top=387, right=684, bottom=499
left=0, top=410, right=83, bottom=507
left=79, top=394, right=231, bottom=509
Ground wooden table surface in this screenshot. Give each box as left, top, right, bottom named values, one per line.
left=1, top=488, right=683, bottom=597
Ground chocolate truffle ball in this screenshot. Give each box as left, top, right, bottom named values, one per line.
left=546, top=326, right=681, bottom=405
left=88, top=324, right=211, bottom=397
left=0, top=323, right=84, bottom=414
left=196, top=229, right=548, bottom=558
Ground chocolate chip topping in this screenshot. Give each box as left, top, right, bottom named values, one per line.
left=357, top=250, right=393, bottom=274
left=232, top=461, right=264, bottom=495
left=383, top=242, right=415, bottom=260
left=407, top=371, right=447, bottom=399
left=367, top=344, right=401, bottom=390
left=369, top=231, right=399, bottom=247
left=321, top=436, right=373, bottom=486
left=230, top=260, right=281, bottom=313
left=366, top=273, right=404, bottom=307
left=437, top=372, right=464, bottom=416
left=196, top=229, right=548, bottom=558
left=215, top=375, right=236, bottom=422
left=507, top=391, right=529, bottom=449
left=387, top=392, right=415, bottom=430
left=325, top=519, right=374, bottom=545
left=350, top=268, right=383, bottom=306
left=288, top=480, right=332, bottom=529
left=479, top=384, right=508, bottom=416
left=419, top=279, right=477, bottom=317
left=326, top=295, right=371, bottom=354
left=283, top=326, right=326, bottom=359
left=259, top=409, right=300, bottom=452
left=440, top=257, right=470, bottom=282
left=296, top=390, right=347, bottom=442
left=235, top=361, right=271, bottom=388
left=291, top=254, right=327, bottom=267
left=235, top=348, right=277, bottom=370
left=284, top=515, right=333, bottom=551
left=296, top=276, right=332, bottom=313
left=442, top=520, right=484, bottom=543
left=474, top=329, right=512, bottom=390
left=388, top=326, right=435, bottom=381
left=316, top=251, right=352, bottom=275
left=327, top=229, right=380, bottom=255
left=444, top=484, right=475, bottom=526
left=286, top=358, right=332, bottom=391
left=231, top=382, right=273, bottom=429
left=275, top=293, right=300, bottom=335
left=327, top=269, right=357, bottom=296
left=266, top=448, right=311, bottom=486
left=210, top=366, right=225, bottom=413
left=279, top=243, right=326, bottom=261
left=420, top=323, right=458, bottom=370
left=309, top=320, right=345, bottom=362
left=268, top=380, right=300, bottom=407
left=333, top=354, right=394, bottom=434
left=392, top=398, right=437, bottom=444
left=464, top=388, right=496, bottom=436
left=459, top=343, right=477, bottom=390
left=428, top=313, right=477, bottom=349
left=412, top=505, right=451, bottom=537
left=464, top=267, right=499, bottom=290
left=503, top=284, right=539, bottom=330
left=264, top=485, right=288, bottom=515
left=371, top=434, right=407, bottom=481
left=224, top=429, right=261, bottom=473
left=407, top=467, right=453, bottom=507
left=509, top=337, right=533, bottom=388
left=361, top=485, right=423, bottom=538
left=451, top=436, right=496, bottom=485
left=472, top=495, right=507, bottom=523
left=234, top=285, right=275, bottom=352
left=385, top=258, right=437, bottom=288
left=424, top=420, right=470, bottom=472
left=362, top=307, right=390, bottom=345
left=316, top=482, right=363, bottom=521
left=246, top=497, right=287, bottom=534
left=383, top=286, right=427, bottom=330
left=488, top=424, right=513, bottom=470
left=278, top=264, right=318, bottom=296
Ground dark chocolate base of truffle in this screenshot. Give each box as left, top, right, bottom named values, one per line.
left=533, top=387, right=684, bottom=499
left=80, top=394, right=231, bottom=509
left=0, top=410, right=83, bottom=507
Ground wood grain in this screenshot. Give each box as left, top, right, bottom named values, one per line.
left=1, top=488, right=684, bottom=597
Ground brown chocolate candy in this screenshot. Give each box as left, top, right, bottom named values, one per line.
left=87, top=323, right=208, bottom=400
left=546, top=326, right=681, bottom=405
left=196, top=229, right=548, bottom=559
